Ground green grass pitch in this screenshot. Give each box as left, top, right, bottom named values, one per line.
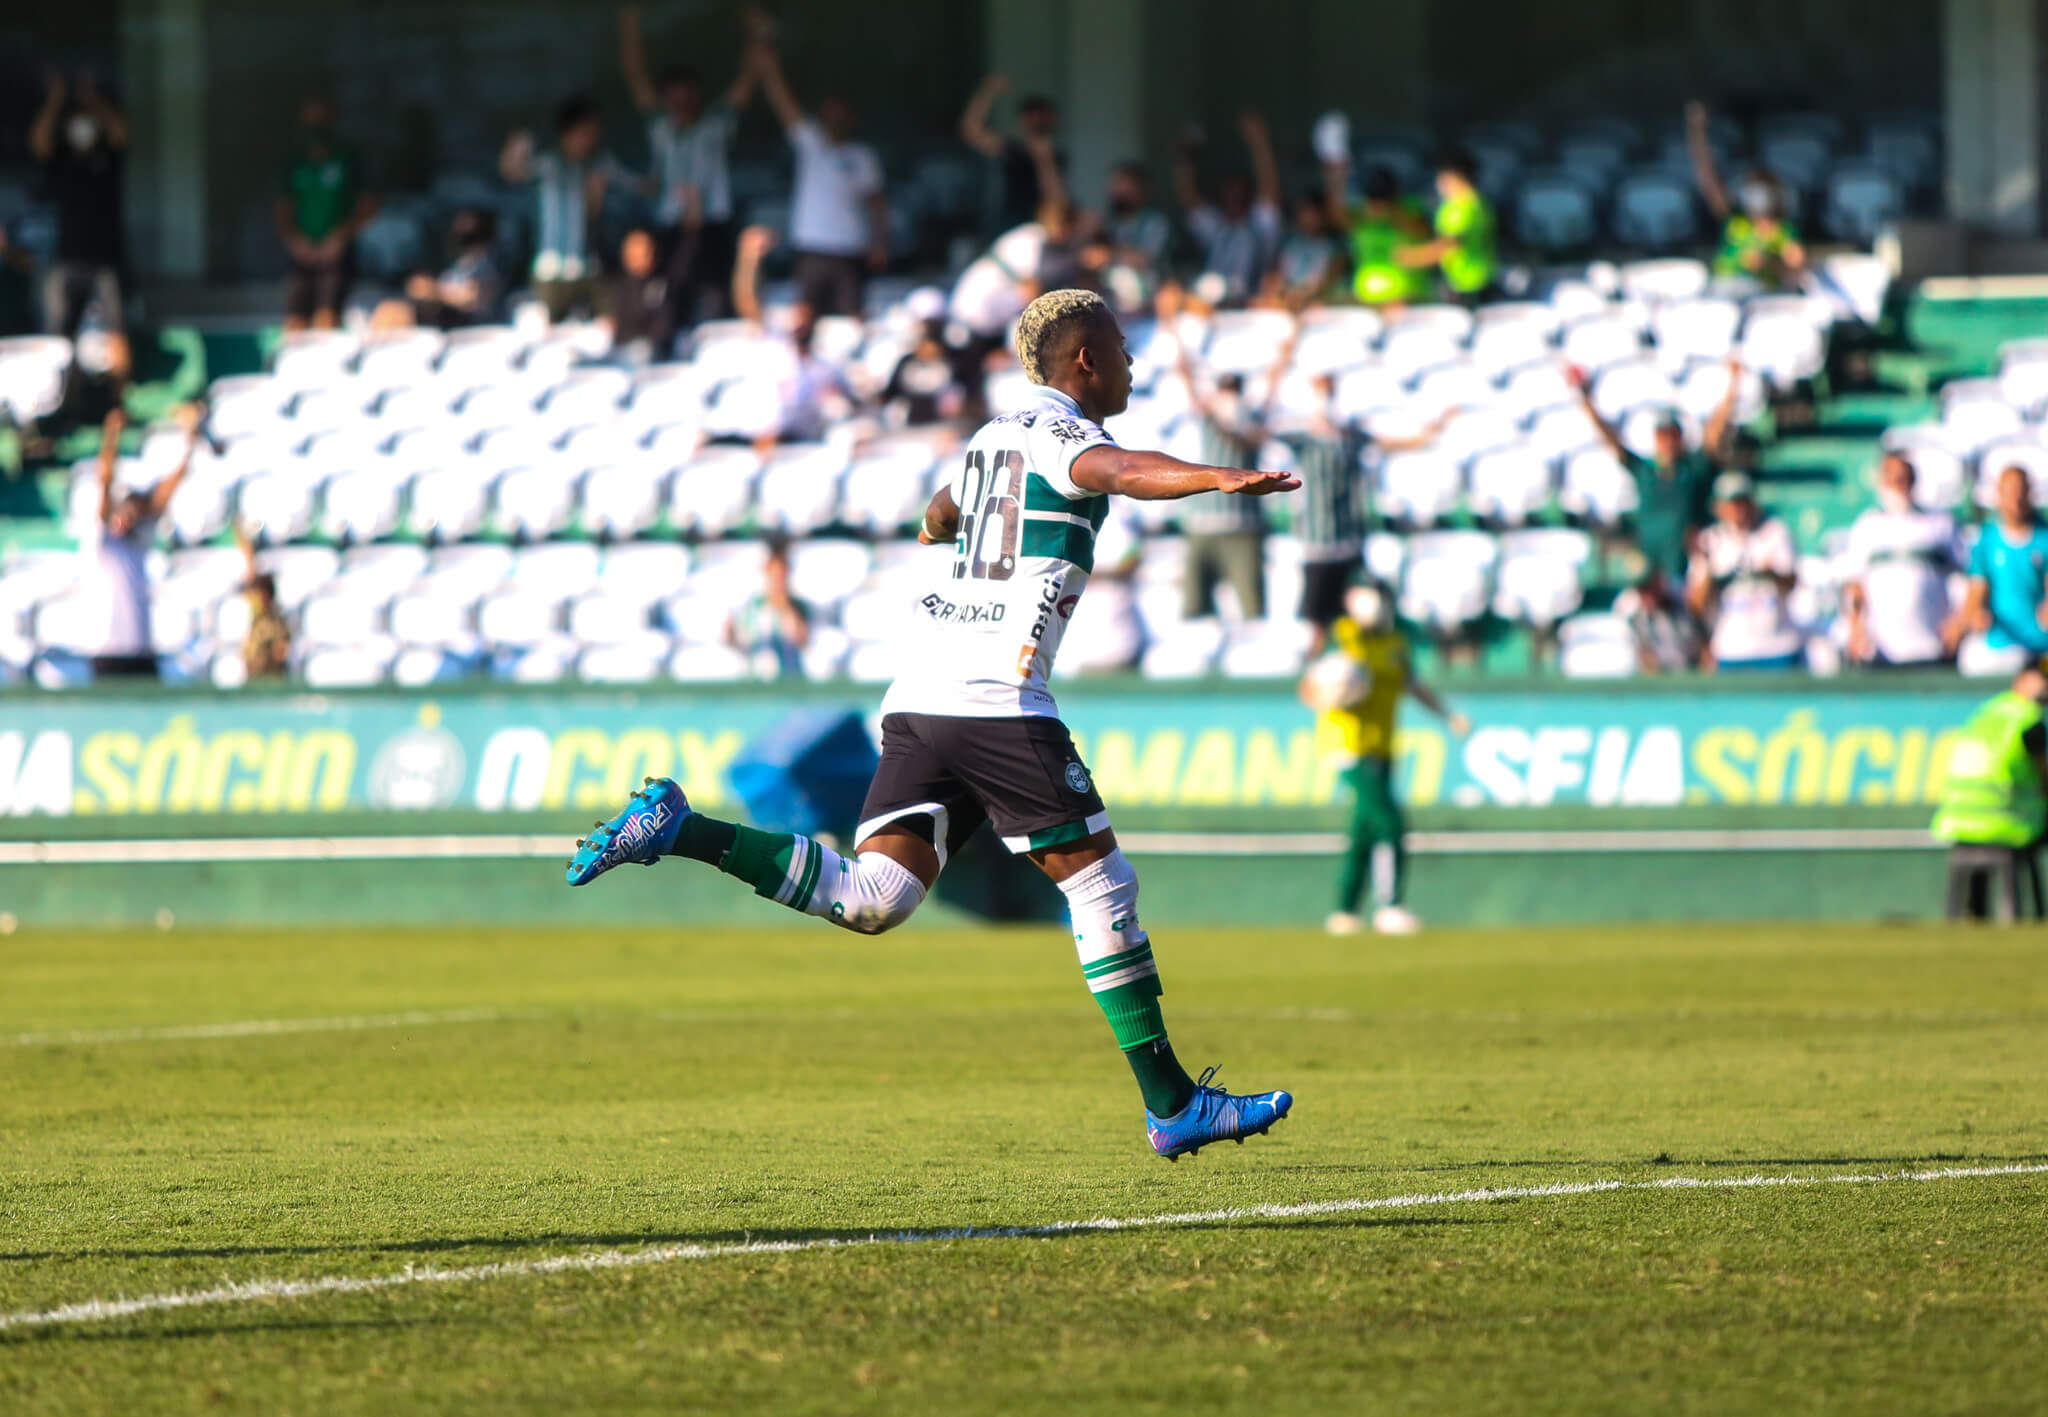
left=4, top=918, right=2047, bottom=1414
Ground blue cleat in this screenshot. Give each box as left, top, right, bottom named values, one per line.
left=1146, top=1066, right=1293, bottom=1161
left=565, top=777, right=689, bottom=886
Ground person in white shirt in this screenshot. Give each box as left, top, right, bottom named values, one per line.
left=78, top=404, right=199, bottom=680
left=1171, top=110, right=1283, bottom=308
left=731, top=225, right=854, bottom=446
left=618, top=4, right=762, bottom=326
left=1688, top=470, right=1805, bottom=671
left=1841, top=453, right=1961, bottom=668
left=751, top=34, right=887, bottom=317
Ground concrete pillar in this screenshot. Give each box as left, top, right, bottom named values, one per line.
left=1945, top=0, right=2042, bottom=234
left=1061, top=0, right=1142, bottom=210
left=120, top=0, right=208, bottom=278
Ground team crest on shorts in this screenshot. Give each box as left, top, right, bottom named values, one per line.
left=1065, top=761, right=1091, bottom=795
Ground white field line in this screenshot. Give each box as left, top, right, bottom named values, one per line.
left=4, top=1161, right=2044, bottom=1333
left=4, top=1007, right=546, bottom=1048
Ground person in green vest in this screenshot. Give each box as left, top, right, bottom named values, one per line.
left=1317, top=162, right=1430, bottom=308
left=1686, top=100, right=1808, bottom=292
left=1396, top=152, right=1497, bottom=304
left=1933, top=668, right=2048, bottom=852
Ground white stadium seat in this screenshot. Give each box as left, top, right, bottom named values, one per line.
left=1471, top=322, right=1554, bottom=381
left=1435, top=409, right=1523, bottom=465
left=272, top=330, right=359, bottom=391
left=514, top=542, right=604, bottom=598
left=786, top=538, right=874, bottom=613
left=755, top=443, right=849, bottom=533
left=669, top=642, right=751, bottom=682
left=1468, top=446, right=1554, bottom=525
left=1560, top=317, right=1643, bottom=374
left=237, top=469, right=323, bottom=543
left=1618, top=258, right=1710, bottom=306
left=1974, top=440, right=2048, bottom=508
left=1140, top=619, right=1225, bottom=679
left=408, top=466, right=496, bottom=542
left=495, top=464, right=582, bottom=540
left=478, top=589, right=563, bottom=646
left=1400, top=532, right=1496, bottom=630
left=301, top=637, right=398, bottom=687
left=567, top=591, right=655, bottom=645
left=1219, top=619, right=1314, bottom=678
left=1558, top=613, right=1640, bottom=678
left=1652, top=298, right=1742, bottom=365
left=580, top=464, right=668, bottom=539
left=1559, top=446, right=1639, bottom=526
left=581, top=631, right=675, bottom=684
left=1411, top=363, right=1500, bottom=418
left=1822, top=163, right=1903, bottom=244
left=1380, top=327, right=1466, bottom=385
left=1494, top=529, right=1591, bottom=626
left=428, top=543, right=517, bottom=596
left=1375, top=450, right=1463, bottom=526
left=669, top=448, right=761, bottom=536
left=388, top=581, right=477, bottom=646
left=844, top=441, right=941, bottom=533
left=598, top=542, right=692, bottom=602
left=205, top=375, right=294, bottom=441
left=321, top=465, right=410, bottom=543
left=299, top=586, right=388, bottom=647
left=356, top=330, right=445, bottom=387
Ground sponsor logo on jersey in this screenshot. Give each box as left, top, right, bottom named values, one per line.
left=919, top=592, right=1008, bottom=626
left=1044, top=417, right=1108, bottom=447
left=1056, top=594, right=1078, bottom=620
left=1014, top=571, right=1069, bottom=678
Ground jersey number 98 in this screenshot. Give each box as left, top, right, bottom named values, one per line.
left=953, top=448, right=1023, bottom=582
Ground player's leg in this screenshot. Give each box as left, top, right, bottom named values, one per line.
left=1328, top=758, right=1374, bottom=935
left=1356, top=757, right=1418, bottom=934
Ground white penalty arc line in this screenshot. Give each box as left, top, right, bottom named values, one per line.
left=4, top=1007, right=547, bottom=1048
left=5, top=1161, right=2044, bottom=1334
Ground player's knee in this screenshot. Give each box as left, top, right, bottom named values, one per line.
left=830, top=851, right=928, bottom=935
left=1055, top=848, right=1144, bottom=934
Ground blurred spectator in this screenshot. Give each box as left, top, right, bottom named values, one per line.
left=1614, top=573, right=1703, bottom=673
left=1840, top=453, right=1960, bottom=668
left=0, top=224, right=34, bottom=336
left=727, top=532, right=812, bottom=675
left=1319, top=162, right=1430, bottom=308
left=1103, top=161, right=1171, bottom=313
left=1172, top=112, right=1282, bottom=309
left=1948, top=465, right=2048, bottom=674
left=79, top=406, right=197, bottom=681
left=1171, top=291, right=1268, bottom=617
left=959, top=74, right=1065, bottom=234
left=1396, top=152, right=1497, bottom=304
left=881, top=319, right=968, bottom=428
left=1065, top=501, right=1145, bottom=673
left=1688, top=471, right=1803, bottom=672
left=275, top=98, right=378, bottom=332
left=501, top=97, right=636, bottom=322
left=30, top=67, right=131, bottom=385
left=946, top=144, right=1074, bottom=373
left=234, top=520, right=291, bottom=681
left=380, top=207, right=503, bottom=331
left=1687, top=101, right=1807, bottom=291
left=602, top=228, right=676, bottom=362
left=619, top=3, right=761, bottom=327
left=1571, top=360, right=1742, bottom=585
left=1257, top=192, right=1343, bottom=311
left=732, top=226, right=856, bottom=445
left=753, top=37, right=888, bottom=317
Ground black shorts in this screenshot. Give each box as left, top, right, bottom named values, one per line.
left=793, top=250, right=867, bottom=318
left=285, top=253, right=356, bottom=321
left=857, top=712, right=1110, bottom=862
left=1299, top=557, right=1353, bottom=626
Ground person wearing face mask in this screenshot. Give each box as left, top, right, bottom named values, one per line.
left=1686, top=101, right=1808, bottom=292
left=1302, top=573, right=1469, bottom=937
left=1104, top=162, right=1171, bottom=292
left=28, top=67, right=131, bottom=388
left=1840, top=453, right=1961, bottom=668
left=275, top=98, right=379, bottom=331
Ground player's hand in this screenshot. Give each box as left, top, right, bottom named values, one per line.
left=1238, top=110, right=1269, bottom=145
left=1215, top=467, right=1300, bottom=496
left=738, top=224, right=778, bottom=261
left=1685, top=100, right=1709, bottom=131
left=1563, top=363, right=1590, bottom=391
left=1448, top=712, right=1472, bottom=738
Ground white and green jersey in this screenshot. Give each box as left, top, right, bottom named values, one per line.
left=880, top=387, right=1115, bottom=718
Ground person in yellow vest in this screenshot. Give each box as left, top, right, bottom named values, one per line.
left=1300, top=576, right=1469, bottom=936
left=1932, top=667, right=2048, bottom=859
left=1395, top=152, right=1497, bottom=305
left=1686, top=101, right=1808, bottom=292
left=1317, top=161, right=1431, bottom=309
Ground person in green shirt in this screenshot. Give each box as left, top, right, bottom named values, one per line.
left=1396, top=152, right=1497, bottom=304
left=1569, top=357, right=1745, bottom=586
left=1317, top=162, right=1430, bottom=308
left=273, top=98, right=378, bottom=331
left=1686, top=100, right=1808, bottom=291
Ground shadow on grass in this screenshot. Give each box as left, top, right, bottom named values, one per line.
left=4, top=1212, right=1492, bottom=1266
left=58, top=1315, right=449, bottom=1344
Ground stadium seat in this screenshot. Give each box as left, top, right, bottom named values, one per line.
left=1589, top=359, right=1678, bottom=421
left=844, top=440, right=941, bottom=533
left=795, top=624, right=852, bottom=679
left=1471, top=321, right=1554, bottom=381
left=1823, top=163, right=1904, bottom=244
left=1880, top=426, right=1968, bottom=509
left=1375, top=450, right=1463, bottom=526
left=669, top=641, right=751, bottom=682
left=389, top=583, right=477, bottom=647
left=1973, top=441, right=2048, bottom=507
left=514, top=542, right=603, bottom=600
left=387, top=424, right=475, bottom=471
left=669, top=447, right=761, bottom=536
left=1559, top=446, right=1639, bottom=526
left=1501, top=364, right=1576, bottom=422
left=755, top=443, right=849, bottom=533
left=573, top=631, right=672, bottom=684
left=301, top=638, right=399, bottom=687
left=1381, top=328, right=1466, bottom=386
left=455, top=380, right=546, bottom=430
left=204, top=375, right=294, bottom=441
left=580, top=464, right=668, bottom=539
left=1220, top=619, right=1314, bottom=679
left=559, top=421, right=653, bottom=470
left=787, top=538, right=874, bottom=615
left=1560, top=317, right=1643, bottom=374
left=1203, top=309, right=1295, bottom=375
left=437, top=325, right=529, bottom=385
left=1411, top=362, right=1500, bottom=418
left=255, top=545, right=342, bottom=608
left=843, top=639, right=901, bottom=683
left=429, top=543, right=517, bottom=596
left=1940, top=381, right=2026, bottom=452
left=1738, top=313, right=1825, bottom=391
left=1611, top=170, right=1698, bottom=250
left=1468, top=445, right=1555, bottom=525
left=1140, top=619, right=1225, bottom=679
left=1864, top=115, right=1941, bottom=196
left=376, top=382, right=463, bottom=430
left=490, top=634, right=577, bottom=683
left=1528, top=403, right=1604, bottom=462
left=495, top=464, right=582, bottom=540
left=357, top=330, right=444, bottom=388
left=1675, top=360, right=1767, bottom=425
left=836, top=585, right=906, bottom=647
left=597, top=542, right=691, bottom=602
left=1618, top=258, right=1711, bottom=306
left=1493, top=529, right=1591, bottom=626
left=299, top=585, right=388, bottom=647
left=1436, top=409, right=1523, bottom=466
left=567, top=591, right=654, bottom=645
left=272, top=330, right=359, bottom=390
left=321, top=465, right=409, bottom=544
left=540, top=366, right=633, bottom=430
left=1331, top=365, right=1407, bottom=423
left=478, top=588, right=564, bottom=646
left=237, top=469, right=323, bottom=543
left=392, top=645, right=483, bottom=686
left=1651, top=298, right=1743, bottom=366
left=1400, top=532, right=1496, bottom=630
left=1514, top=171, right=1600, bottom=252
left=290, top=381, right=379, bottom=436
left=1756, top=124, right=1834, bottom=194
left=1558, top=613, right=1639, bottom=678
left=408, top=466, right=496, bottom=542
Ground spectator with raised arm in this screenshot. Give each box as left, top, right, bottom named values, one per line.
left=30, top=66, right=131, bottom=389
left=1168, top=284, right=1272, bottom=619
left=945, top=135, right=1076, bottom=375
left=79, top=405, right=200, bottom=682
left=959, top=74, right=1065, bottom=235
left=1319, top=152, right=1431, bottom=308
left=274, top=97, right=378, bottom=332
left=752, top=34, right=888, bottom=317
left=1840, top=453, right=1960, bottom=669
left=1257, top=191, right=1343, bottom=311
left=620, top=3, right=762, bottom=326
left=500, top=97, right=636, bottom=323
left=1570, top=358, right=1743, bottom=589
left=732, top=225, right=855, bottom=447
left=1395, top=152, right=1498, bottom=304
left=1688, top=471, right=1804, bottom=672
left=1688, top=100, right=1807, bottom=292
left=234, top=518, right=292, bottom=681
left=1173, top=111, right=1282, bottom=309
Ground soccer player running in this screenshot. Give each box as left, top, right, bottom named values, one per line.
left=568, top=288, right=1300, bottom=1160
left=1303, top=576, right=1468, bottom=938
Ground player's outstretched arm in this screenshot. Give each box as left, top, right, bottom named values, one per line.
left=1071, top=446, right=1299, bottom=502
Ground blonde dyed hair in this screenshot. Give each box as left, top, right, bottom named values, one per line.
left=1015, top=287, right=1111, bottom=385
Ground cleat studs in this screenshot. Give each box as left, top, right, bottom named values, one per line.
left=576, top=839, right=586, bottom=848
